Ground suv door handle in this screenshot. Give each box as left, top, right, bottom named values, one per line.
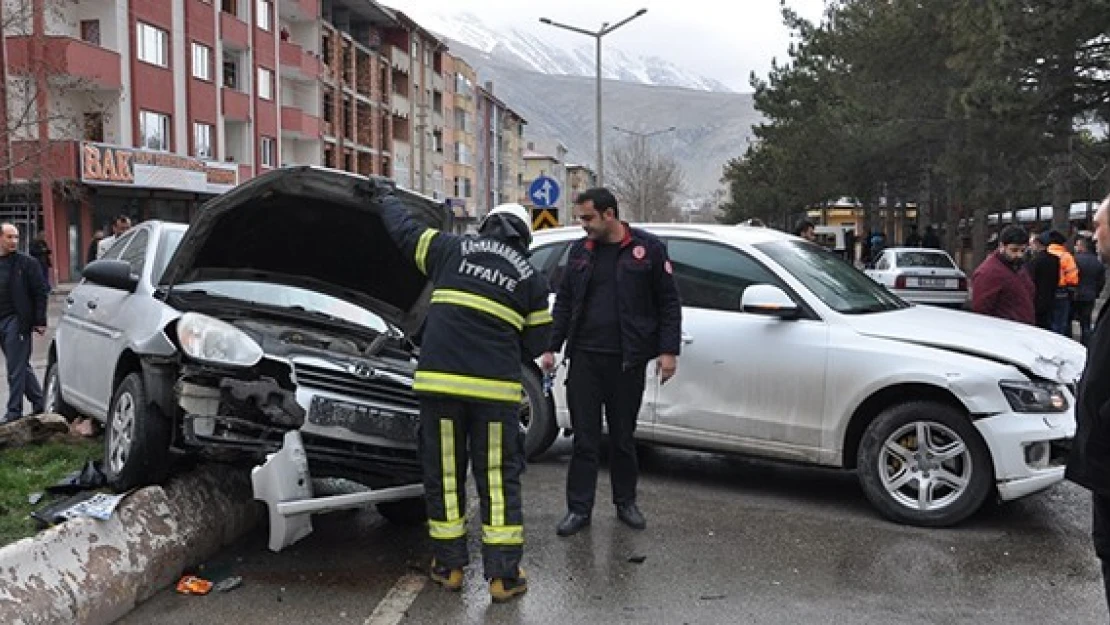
left=681, top=332, right=694, bottom=345
left=86, top=300, right=98, bottom=310
left=65, top=296, right=74, bottom=305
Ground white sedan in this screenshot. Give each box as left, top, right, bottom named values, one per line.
left=865, top=247, right=970, bottom=308
left=527, top=225, right=1083, bottom=527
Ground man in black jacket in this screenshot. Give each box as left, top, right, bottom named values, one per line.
left=368, top=182, right=551, bottom=603
left=542, top=187, right=682, bottom=537
left=0, top=223, right=49, bottom=424
left=1067, top=194, right=1110, bottom=614
left=1074, top=235, right=1105, bottom=346
left=1026, top=233, right=1061, bottom=331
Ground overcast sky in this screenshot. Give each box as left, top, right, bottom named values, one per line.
left=389, top=0, right=829, bottom=91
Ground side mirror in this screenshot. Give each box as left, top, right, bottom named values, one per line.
left=741, top=284, right=799, bottom=319
left=83, top=260, right=139, bottom=293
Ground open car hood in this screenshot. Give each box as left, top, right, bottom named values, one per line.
left=158, top=166, right=451, bottom=337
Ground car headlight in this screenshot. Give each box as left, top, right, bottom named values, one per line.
left=999, top=380, right=1068, bottom=413
left=176, top=312, right=263, bottom=368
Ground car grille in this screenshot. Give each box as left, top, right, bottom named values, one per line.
left=293, top=361, right=419, bottom=412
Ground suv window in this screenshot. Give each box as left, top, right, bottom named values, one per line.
left=528, top=241, right=568, bottom=291
left=118, top=229, right=149, bottom=277
left=665, top=238, right=784, bottom=312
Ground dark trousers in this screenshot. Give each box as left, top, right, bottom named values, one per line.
left=0, top=315, right=43, bottom=420
left=565, top=350, right=647, bottom=515
left=1051, top=292, right=1072, bottom=336
left=1076, top=300, right=1096, bottom=346
left=419, top=396, right=524, bottom=579
left=1092, top=492, right=1110, bottom=617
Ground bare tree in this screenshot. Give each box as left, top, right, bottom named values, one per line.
left=606, top=137, right=685, bottom=223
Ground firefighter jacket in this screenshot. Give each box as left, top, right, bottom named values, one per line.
left=548, top=223, right=683, bottom=369
left=378, top=195, right=552, bottom=405
left=1047, top=243, right=1079, bottom=289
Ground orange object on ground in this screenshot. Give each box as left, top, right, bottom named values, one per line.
left=175, top=575, right=214, bottom=595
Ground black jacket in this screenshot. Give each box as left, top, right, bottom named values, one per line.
left=1026, top=250, right=1060, bottom=327
left=1075, top=251, right=1106, bottom=303
left=1067, top=301, right=1110, bottom=494
left=379, top=196, right=552, bottom=405
left=3, top=252, right=49, bottom=333
left=548, top=224, right=682, bottom=368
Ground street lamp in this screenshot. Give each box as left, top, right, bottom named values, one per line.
left=612, top=126, right=676, bottom=221
left=539, top=8, right=647, bottom=187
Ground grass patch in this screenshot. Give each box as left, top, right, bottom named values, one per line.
left=0, top=436, right=103, bottom=544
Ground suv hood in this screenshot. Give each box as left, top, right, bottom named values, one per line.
left=843, top=306, right=1086, bottom=384
left=159, top=166, right=451, bottom=336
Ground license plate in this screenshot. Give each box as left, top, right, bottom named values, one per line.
left=309, top=396, right=418, bottom=442
left=916, top=277, right=954, bottom=289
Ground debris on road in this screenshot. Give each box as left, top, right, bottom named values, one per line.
left=176, top=575, right=214, bottom=595
left=214, top=576, right=243, bottom=593
left=628, top=555, right=647, bottom=564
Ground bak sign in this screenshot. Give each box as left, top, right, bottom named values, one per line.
left=79, top=142, right=239, bottom=195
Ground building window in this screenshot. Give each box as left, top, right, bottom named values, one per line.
left=80, top=20, right=100, bottom=45
left=257, top=67, right=273, bottom=99
left=137, top=23, right=168, bottom=67
left=192, top=43, right=212, bottom=81
left=84, top=113, right=104, bottom=142
left=140, top=110, right=171, bottom=151
left=223, top=50, right=240, bottom=89
left=260, top=136, right=275, bottom=167
left=256, top=0, right=272, bottom=31
left=194, top=123, right=214, bottom=159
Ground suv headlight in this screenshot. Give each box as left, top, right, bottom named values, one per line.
left=999, top=380, right=1068, bottom=413
left=176, top=312, right=263, bottom=367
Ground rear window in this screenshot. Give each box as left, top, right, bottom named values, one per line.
left=895, top=251, right=955, bottom=269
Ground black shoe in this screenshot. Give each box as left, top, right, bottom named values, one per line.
left=616, top=503, right=646, bottom=530
left=556, top=512, right=591, bottom=537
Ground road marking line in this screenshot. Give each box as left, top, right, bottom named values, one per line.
left=364, top=573, right=427, bottom=625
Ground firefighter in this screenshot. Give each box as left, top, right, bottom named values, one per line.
left=362, top=180, right=552, bottom=603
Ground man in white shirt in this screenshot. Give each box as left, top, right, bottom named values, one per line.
left=96, top=215, right=132, bottom=260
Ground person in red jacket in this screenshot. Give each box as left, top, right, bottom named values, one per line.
left=970, top=225, right=1035, bottom=324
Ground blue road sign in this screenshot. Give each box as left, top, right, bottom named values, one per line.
left=528, top=175, right=560, bottom=208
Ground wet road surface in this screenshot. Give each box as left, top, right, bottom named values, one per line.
left=118, top=439, right=1105, bottom=624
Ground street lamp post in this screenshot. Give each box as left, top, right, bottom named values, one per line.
left=612, top=125, right=676, bottom=221
left=539, top=9, right=647, bottom=187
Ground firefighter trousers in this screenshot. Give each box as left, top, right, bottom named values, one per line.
left=419, top=395, right=525, bottom=579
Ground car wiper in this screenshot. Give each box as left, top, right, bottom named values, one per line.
left=846, top=303, right=894, bottom=314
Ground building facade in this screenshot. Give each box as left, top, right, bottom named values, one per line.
left=474, top=82, right=525, bottom=218
left=442, top=52, right=477, bottom=226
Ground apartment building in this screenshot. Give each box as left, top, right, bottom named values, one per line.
left=566, top=164, right=596, bottom=205
left=474, top=82, right=525, bottom=217
left=522, top=140, right=568, bottom=219
left=442, top=52, right=476, bottom=225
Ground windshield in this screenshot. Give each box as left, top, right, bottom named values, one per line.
left=755, top=241, right=909, bottom=314
left=173, top=280, right=392, bottom=334
left=895, top=251, right=956, bottom=269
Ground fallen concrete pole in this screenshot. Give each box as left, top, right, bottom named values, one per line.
left=0, top=464, right=262, bottom=625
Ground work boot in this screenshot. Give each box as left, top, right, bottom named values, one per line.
left=556, top=512, right=591, bottom=537
left=489, top=567, right=528, bottom=603
left=616, top=503, right=646, bottom=530
left=430, top=559, right=464, bottom=591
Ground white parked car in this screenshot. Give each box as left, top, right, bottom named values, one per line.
left=865, top=247, right=970, bottom=308
left=527, top=225, right=1083, bottom=527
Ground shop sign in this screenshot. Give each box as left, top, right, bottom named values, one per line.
left=79, top=142, right=239, bottom=195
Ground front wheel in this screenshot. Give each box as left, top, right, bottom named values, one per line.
left=519, top=367, right=557, bottom=460
left=856, top=400, right=993, bottom=527
left=105, top=372, right=173, bottom=491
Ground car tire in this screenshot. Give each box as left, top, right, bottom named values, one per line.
left=377, top=497, right=428, bottom=525
left=44, top=362, right=79, bottom=422
left=105, top=372, right=173, bottom=491
left=520, top=366, right=557, bottom=460
left=856, top=400, right=992, bottom=527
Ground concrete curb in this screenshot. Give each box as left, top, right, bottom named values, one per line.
left=0, top=464, right=263, bottom=625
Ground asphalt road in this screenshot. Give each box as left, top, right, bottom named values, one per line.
left=116, top=438, right=1106, bottom=625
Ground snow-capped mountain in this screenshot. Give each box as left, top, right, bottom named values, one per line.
left=415, top=12, right=733, bottom=93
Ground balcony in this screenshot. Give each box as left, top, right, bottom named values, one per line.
left=222, top=90, right=251, bottom=121
left=5, top=36, right=121, bottom=89
left=280, top=0, right=318, bottom=22
left=220, top=12, right=249, bottom=50
left=279, top=40, right=320, bottom=81
left=390, top=47, right=410, bottom=74
left=281, top=106, right=320, bottom=138
left=391, top=93, right=409, bottom=117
